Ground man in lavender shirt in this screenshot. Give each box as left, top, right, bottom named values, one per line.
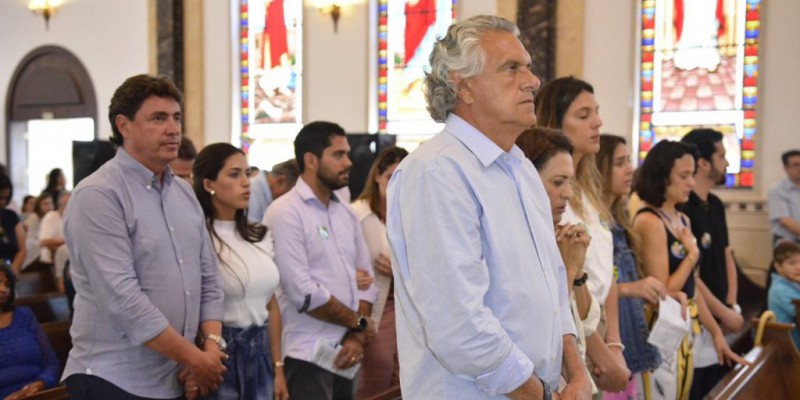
left=62, top=75, right=226, bottom=400
left=264, top=121, right=378, bottom=399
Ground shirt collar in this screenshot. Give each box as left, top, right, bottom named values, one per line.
left=295, top=176, right=340, bottom=205
left=781, top=178, right=800, bottom=191
left=445, top=114, right=525, bottom=168
left=772, top=272, right=800, bottom=290
left=115, top=148, right=174, bottom=190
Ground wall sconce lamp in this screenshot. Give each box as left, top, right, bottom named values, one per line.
left=28, top=0, right=63, bottom=30
left=316, top=1, right=342, bottom=33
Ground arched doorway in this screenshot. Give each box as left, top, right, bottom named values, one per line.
left=5, top=45, right=97, bottom=202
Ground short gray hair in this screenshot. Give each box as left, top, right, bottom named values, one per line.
left=424, top=15, right=520, bottom=122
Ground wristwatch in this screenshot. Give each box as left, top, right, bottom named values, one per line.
left=539, top=377, right=552, bottom=400
left=573, top=272, right=589, bottom=287
left=204, top=334, right=227, bottom=351
left=352, top=315, right=368, bottom=332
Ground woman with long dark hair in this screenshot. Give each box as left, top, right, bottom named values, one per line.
left=41, top=168, right=66, bottom=207
left=190, top=143, right=287, bottom=400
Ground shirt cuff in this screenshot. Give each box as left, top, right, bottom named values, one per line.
left=357, top=284, right=379, bottom=305
left=304, top=285, right=332, bottom=313
left=474, top=345, right=534, bottom=397
left=199, top=299, right=225, bottom=323
left=128, top=314, right=171, bottom=346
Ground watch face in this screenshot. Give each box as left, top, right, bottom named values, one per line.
left=357, top=316, right=367, bottom=331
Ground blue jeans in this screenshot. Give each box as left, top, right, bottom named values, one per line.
left=205, top=324, right=274, bottom=400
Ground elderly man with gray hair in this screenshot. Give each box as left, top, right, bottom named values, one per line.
left=386, top=15, right=591, bottom=400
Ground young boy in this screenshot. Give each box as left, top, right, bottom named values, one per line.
left=768, top=241, right=800, bottom=350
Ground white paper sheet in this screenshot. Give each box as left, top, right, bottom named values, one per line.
left=647, top=296, right=691, bottom=354
left=309, top=338, right=361, bottom=379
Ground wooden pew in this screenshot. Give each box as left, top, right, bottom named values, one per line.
left=706, top=312, right=800, bottom=399
left=15, top=292, right=71, bottom=323
left=17, top=263, right=57, bottom=296
left=41, top=320, right=72, bottom=372
left=20, top=385, right=68, bottom=400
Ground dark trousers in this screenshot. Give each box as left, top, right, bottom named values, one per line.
left=284, top=357, right=354, bottom=400
left=65, top=374, right=184, bottom=400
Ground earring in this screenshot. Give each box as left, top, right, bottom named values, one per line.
left=210, top=190, right=216, bottom=196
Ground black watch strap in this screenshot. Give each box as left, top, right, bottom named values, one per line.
left=573, top=272, right=589, bottom=287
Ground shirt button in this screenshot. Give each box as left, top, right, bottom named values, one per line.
left=169, top=226, right=175, bottom=231
left=179, top=258, right=184, bottom=264
left=185, top=291, right=190, bottom=296
left=146, top=185, right=152, bottom=190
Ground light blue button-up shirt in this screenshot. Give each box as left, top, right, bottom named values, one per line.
left=767, top=273, right=800, bottom=350
left=248, top=169, right=273, bottom=223
left=62, top=149, right=223, bottom=398
left=387, top=114, right=576, bottom=399
left=768, top=178, right=800, bottom=242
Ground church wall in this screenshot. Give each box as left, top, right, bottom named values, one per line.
left=0, top=0, right=150, bottom=163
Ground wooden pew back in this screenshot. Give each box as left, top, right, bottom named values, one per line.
left=15, top=292, right=71, bottom=323
left=707, top=319, right=800, bottom=399
left=41, top=320, right=72, bottom=372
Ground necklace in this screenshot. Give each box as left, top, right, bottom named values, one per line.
left=657, top=207, right=685, bottom=234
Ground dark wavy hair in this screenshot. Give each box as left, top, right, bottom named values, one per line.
left=634, top=140, right=698, bottom=207
left=355, top=146, right=409, bottom=222
left=108, top=74, right=183, bottom=146
left=193, top=143, right=268, bottom=294
left=515, top=127, right=573, bottom=170
left=0, top=262, right=17, bottom=312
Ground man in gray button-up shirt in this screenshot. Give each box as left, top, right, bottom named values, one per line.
left=62, top=75, right=226, bottom=399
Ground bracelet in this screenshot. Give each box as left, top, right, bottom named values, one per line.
left=606, top=342, right=625, bottom=351
left=573, top=272, right=589, bottom=287
left=274, top=360, right=285, bottom=368
left=686, top=253, right=697, bottom=263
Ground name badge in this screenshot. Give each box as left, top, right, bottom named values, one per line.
left=318, top=225, right=330, bottom=240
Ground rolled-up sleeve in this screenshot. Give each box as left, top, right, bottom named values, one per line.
left=65, top=187, right=169, bottom=345
left=388, top=162, right=533, bottom=396
left=198, top=223, right=223, bottom=322
left=265, top=203, right=331, bottom=312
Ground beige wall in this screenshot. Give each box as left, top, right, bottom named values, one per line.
left=0, top=0, right=150, bottom=160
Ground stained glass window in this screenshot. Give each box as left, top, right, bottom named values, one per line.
left=237, top=0, right=302, bottom=168
left=376, top=0, right=456, bottom=140
left=636, top=0, right=760, bottom=187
